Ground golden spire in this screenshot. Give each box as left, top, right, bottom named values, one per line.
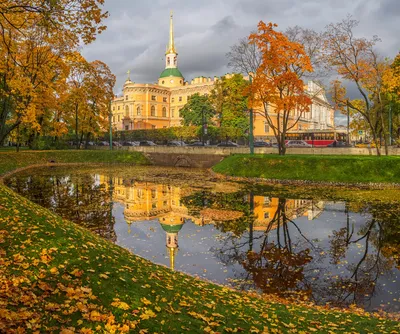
left=166, top=10, right=176, bottom=54
left=169, top=247, right=176, bottom=271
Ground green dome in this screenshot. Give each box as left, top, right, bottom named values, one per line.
left=160, top=223, right=183, bottom=233
left=159, top=68, right=184, bottom=78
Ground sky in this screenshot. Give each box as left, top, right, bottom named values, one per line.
left=81, top=0, right=399, bottom=125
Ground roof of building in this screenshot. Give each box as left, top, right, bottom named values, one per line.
left=160, top=68, right=184, bottom=78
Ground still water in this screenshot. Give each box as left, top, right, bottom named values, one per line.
left=5, top=166, right=400, bottom=313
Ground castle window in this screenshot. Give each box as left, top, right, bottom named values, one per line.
left=137, top=106, right=141, bottom=116
left=151, top=95, right=156, bottom=101
left=125, top=125, right=129, bottom=130
left=118, top=115, right=120, bottom=122
left=163, top=97, right=167, bottom=102
left=152, top=202, right=157, bottom=209
left=152, top=125, right=156, bottom=129
left=112, top=106, right=115, bottom=111
left=151, top=106, right=156, bottom=116
left=118, top=106, right=120, bottom=110
left=171, top=108, right=175, bottom=117
left=112, top=116, right=115, bottom=122
left=264, top=122, right=269, bottom=133
left=179, top=96, right=182, bottom=102
left=125, top=105, right=129, bottom=117
left=171, top=97, right=175, bottom=103
left=264, top=212, right=270, bottom=219
left=125, top=95, right=128, bottom=101
left=187, top=96, right=190, bottom=101
left=180, top=80, right=182, bottom=84
left=162, top=107, right=167, bottom=117
left=162, top=81, right=165, bottom=84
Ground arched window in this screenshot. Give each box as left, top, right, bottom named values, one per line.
left=151, top=105, right=156, bottom=117
left=125, top=105, right=129, bottom=117
left=162, top=107, right=167, bottom=117
left=137, top=106, right=141, bottom=116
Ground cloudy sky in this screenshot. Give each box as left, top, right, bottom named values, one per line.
left=81, top=0, right=399, bottom=124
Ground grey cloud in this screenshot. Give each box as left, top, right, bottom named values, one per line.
left=81, top=0, right=398, bottom=94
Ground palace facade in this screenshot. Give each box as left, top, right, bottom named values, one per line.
left=111, top=13, right=335, bottom=139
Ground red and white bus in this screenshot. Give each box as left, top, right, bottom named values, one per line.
left=285, top=129, right=348, bottom=147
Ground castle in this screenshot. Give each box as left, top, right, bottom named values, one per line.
left=111, top=12, right=335, bottom=139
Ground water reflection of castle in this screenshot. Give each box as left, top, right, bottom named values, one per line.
left=99, top=175, right=324, bottom=269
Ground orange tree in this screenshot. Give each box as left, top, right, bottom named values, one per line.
left=249, top=22, right=313, bottom=155
left=62, top=53, right=115, bottom=149
left=323, top=17, right=394, bottom=155
left=0, top=0, right=108, bottom=145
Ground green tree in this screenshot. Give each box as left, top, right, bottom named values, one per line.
left=180, top=93, right=215, bottom=126
left=209, top=74, right=249, bottom=132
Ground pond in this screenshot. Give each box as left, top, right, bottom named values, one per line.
left=5, top=166, right=400, bottom=313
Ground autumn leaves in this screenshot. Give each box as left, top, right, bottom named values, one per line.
left=0, top=1, right=111, bottom=146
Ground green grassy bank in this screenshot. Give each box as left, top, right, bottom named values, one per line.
left=0, top=149, right=149, bottom=176
left=213, top=154, right=400, bottom=184
left=0, top=151, right=399, bottom=332
left=1, top=185, right=399, bottom=333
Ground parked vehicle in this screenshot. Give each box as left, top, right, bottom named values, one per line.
left=253, top=141, right=270, bottom=147
left=97, top=141, right=109, bottom=146
left=139, top=141, right=157, bottom=146
left=286, top=140, right=312, bottom=148
left=355, top=142, right=376, bottom=148
left=217, top=141, right=239, bottom=147
left=112, top=141, right=122, bottom=147
left=123, top=141, right=140, bottom=146
left=167, top=140, right=187, bottom=146
left=188, top=141, right=207, bottom=146
left=327, top=140, right=351, bottom=147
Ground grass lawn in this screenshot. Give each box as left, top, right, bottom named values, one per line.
left=0, top=151, right=399, bottom=332
left=213, top=154, right=400, bottom=184
left=0, top=149, right=149, bottom=176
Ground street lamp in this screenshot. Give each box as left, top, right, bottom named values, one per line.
left=249, top=74, right=254, bottom=155
left=389, top=102, right=393, bottom=146
left=109, top=101, right=113, bottom=150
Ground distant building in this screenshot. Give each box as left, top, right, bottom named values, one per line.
left=111, top=12, right=335, bottom=138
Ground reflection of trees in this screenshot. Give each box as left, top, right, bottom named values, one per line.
left=240, top=197, right=313, bottom=300
left=181, top=190, right=252, bottom=237
left=323, top=203, right=397, bottom=309
left=183, top=189, right=400, bottom=310
left=182, top=191, right=315, bottom=300
left=6, top=172, right=116, bottom=242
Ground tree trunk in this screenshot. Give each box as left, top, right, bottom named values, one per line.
left=371, top=129, right=381, bottom=156
left=278, top=133, right=286, bottom=155
left=75, top=104, right=79, bottom=149
left=84, top=132, right=91, bottom=149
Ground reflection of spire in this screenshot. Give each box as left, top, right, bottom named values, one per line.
left=160, top=213, right=184, bottom=271
left=127, top=221, right=132, bottom=234
left=169, top=247, right=176, bottom=270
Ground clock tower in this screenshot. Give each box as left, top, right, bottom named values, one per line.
left=158, top=11, right=184, bottom=88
